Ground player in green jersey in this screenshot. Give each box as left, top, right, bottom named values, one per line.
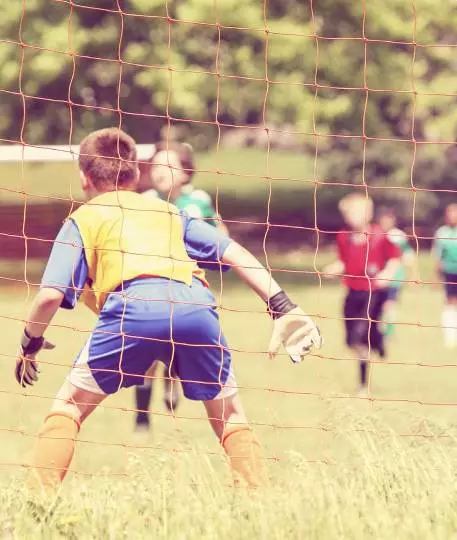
left=140, top=140, right=228, bottom=234
left=134, top=141, right=229, bottom=431
left=433, top=203, right=457, bottom=348
left=378, top=208, right=418, bottom=338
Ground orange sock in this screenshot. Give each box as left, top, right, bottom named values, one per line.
left=221, top=425, right=263, bottom=488
left=27, top=412, right=80, bottom=492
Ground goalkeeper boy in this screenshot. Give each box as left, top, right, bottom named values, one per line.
left=16, top=128, right=322, bottom=491
left=134, top=140, right=229, bottom=431
left=324, top=193, right=400, bottom=396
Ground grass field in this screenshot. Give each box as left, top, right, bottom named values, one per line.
left=1, top=253, right=457, bottom=538
left=0, top=148, right=316, bottom=204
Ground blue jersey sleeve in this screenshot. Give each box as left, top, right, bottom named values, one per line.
left=181, top=212, right=232, bottom=272
left=40, top=219, right=89, bottom=309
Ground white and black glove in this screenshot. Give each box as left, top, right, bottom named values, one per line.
left=15, top=330, right=55, bottom=387
left=267, top=291, right=322, bottom=363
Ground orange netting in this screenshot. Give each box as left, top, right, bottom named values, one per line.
left=0, top=1, right=456, bottom=484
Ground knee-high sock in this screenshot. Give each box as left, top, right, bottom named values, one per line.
left=221, top=425, right=263, bottom=488
left=442, top=305, right=457, bottom=346
left=358, top=347, right=369, bottom=387
left=135, top=384, right=153, bottom=422
left=360, top=360, right=369, bottom=386
left=27, top=412, right=80, bottom=492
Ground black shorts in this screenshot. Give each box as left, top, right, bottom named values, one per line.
left=344, top=289, right=389, bottom=356
left=443, top=273, right=457, bottom=299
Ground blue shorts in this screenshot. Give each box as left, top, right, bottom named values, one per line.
left=444, top=273, right=457, bottom=299
left=68, top=278, right=235, bottom=401
left=387, top=286, right=401, bottom=301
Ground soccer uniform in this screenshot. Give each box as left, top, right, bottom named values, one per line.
left=386, top=228, right=413, bottom=301
left=143, top=185, right=220, bottom=227
left=142, top=186, right=224, bottom=283
left=433, top=225, right=457, bottom=298
left=337, top=225, right=400, bottom=355
left=175, top=185, right=220, bottom=226
left=41, top=191, right=235, bottom=401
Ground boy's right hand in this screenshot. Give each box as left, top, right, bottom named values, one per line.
left=15, top=330, right=55, bottom=387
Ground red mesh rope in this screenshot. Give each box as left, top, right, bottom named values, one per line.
left=0, top=0, right=456, bottom=486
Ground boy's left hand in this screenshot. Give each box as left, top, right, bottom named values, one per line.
left=15, top=331, right=55, bottom=387
left=268, top=307, right=323, bottom=363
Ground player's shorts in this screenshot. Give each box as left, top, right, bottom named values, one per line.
left=67, top=277, right=236, bottom=401
left=443, top=273, right=457, bottom=299
left=343, top=288, right=389, bottom=356
left=386, top=286, right=401, bottom=302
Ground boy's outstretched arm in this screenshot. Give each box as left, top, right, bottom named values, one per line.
left=221, top=242, right=281, bottom=301
left=221, top=242, right=323, bottom=362
left=25, top=288, right=64, bottom=338
left=15, top=220, right=87, bottom=387
left=16, top=288, right=63, bottom=387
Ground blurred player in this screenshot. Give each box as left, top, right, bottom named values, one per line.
left=377, top=207, right=418, bottom=337
left=134, top=141, right=229, bottom=432
left=16, top=128, right=322, bottom=493
left=324, top=193, right=401, bottom=396
left=433, top=203, right=457, bottom=348
left=140, top=140, right=228, bottom=234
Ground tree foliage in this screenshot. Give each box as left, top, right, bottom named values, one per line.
left=0, top=0, right=455, bottom=218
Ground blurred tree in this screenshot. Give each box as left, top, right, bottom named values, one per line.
left=0, top=0, right=455, bottom=225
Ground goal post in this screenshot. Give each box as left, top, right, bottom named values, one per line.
left=0, top=143, right=156, bottom=163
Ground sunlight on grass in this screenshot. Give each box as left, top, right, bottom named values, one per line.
left=0, top=252, right=454, bottom=538
left=3, top=424, right=457, bottom=539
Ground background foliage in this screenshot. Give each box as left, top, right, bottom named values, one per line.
left=0, top=0, right=456, bottom=231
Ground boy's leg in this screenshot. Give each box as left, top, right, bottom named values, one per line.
left=442, top=300, right=457, bottom=348
left=368, top=289, right=389, bottom=359
left=204, top=391, right=263, bottom=488
left=356, top=290, right=388, bottom=395
left=134, top=383, right=153, bottom=431
left=163, top=364, right=181, bottom=412
left=344, top=289, right=371, bottom=394
left=383, top=287, right=399, bottom=338
left=28, top=379, right=106, bottom=492
left=356, top=344, right=370, bottom=397
left=169, top=282, right=262, bottom=487
left=442, top=276, right=457, bottom=347
left=134, top=362, right=159, bottom=431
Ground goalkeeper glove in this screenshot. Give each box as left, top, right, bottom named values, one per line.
left=267, top=291, right=322, bottom=363
left=15, top=329, right=55, bottom=387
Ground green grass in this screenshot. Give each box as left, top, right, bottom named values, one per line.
left=1, top=253, right=457, bottom=538
left=0, top=148, right=316, bottom=205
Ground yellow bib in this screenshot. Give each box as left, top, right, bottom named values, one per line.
left=71, top=191, right=196, bottom=311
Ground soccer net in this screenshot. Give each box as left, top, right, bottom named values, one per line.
left=0, top=0, right=456, bottom=493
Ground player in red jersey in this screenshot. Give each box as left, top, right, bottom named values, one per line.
left=325, top=193, right=401, bottom=396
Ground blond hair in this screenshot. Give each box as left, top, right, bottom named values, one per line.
left=338, top=192, right=374, bottom=216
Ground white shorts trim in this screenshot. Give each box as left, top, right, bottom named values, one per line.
left=212, top=368, right=238, bottom=400
left=67, top=338, right=106, bottom=396
left=67, top=339, right=237, bottom=400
